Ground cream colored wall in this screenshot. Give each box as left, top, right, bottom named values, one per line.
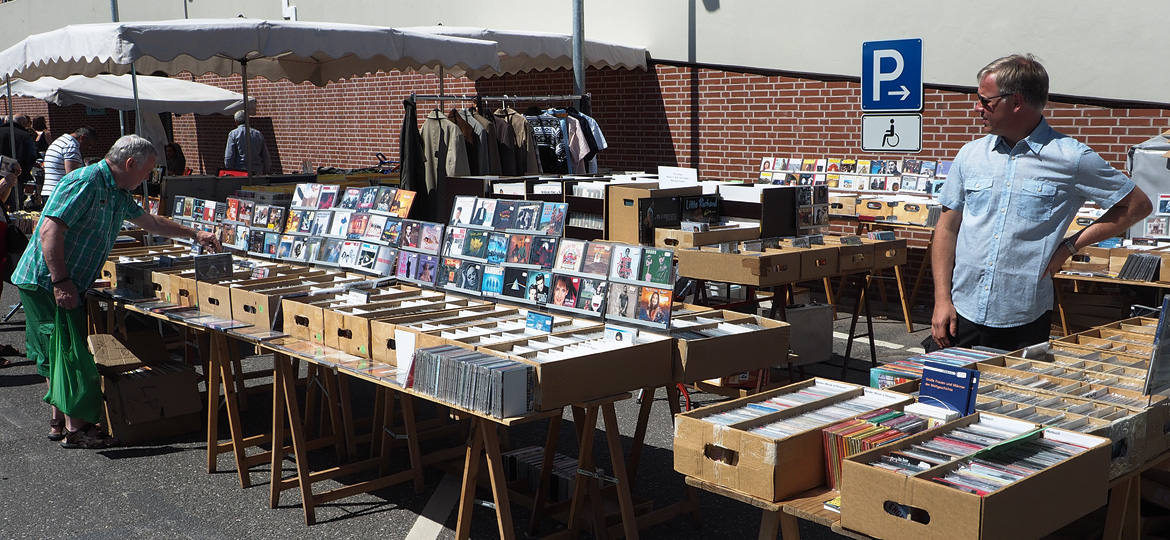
left=2, top=0, right=1166, bottom=105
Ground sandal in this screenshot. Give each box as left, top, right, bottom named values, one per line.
left=0, top=344, right=19, bottom=356
left=0, top=358, right=11, bottom=368
left=60, top=425, right=118, bottom=449
left=48, top=418, right=65, bottom=441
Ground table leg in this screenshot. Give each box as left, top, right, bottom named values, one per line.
left=601, top=403, right=640, bottom=540
left=456, top=418, right=486, bottom=540
left=481, top=419, right=517, bottom=540
left=322, top=370, right=347, bottom=461
left=626, top=386, right=656, bottom=486
left=821, top=277, right=837, bottom=318
left=269, top=353, right=288, bottom=510
left=337, top=373, right=358, bottom=462
left=205, top=332, right=222, bottom=475
left=529, top=415, right=563, bottom=536
left=214, top=332, right=252, bottom=488
left=1054, top=282, right=1070, bottom=337
left=907, top=236, right=933, bottom=321
left=893, top=264, right=913, bottom=333
left=759, top=509, right=782, bottom=540
left=1104, top=476, right=1141, bottom=540
left=567, top=406, right=602, bottom=540
left=401, top=393, right=426, bottom=494
left=276, top=352, right=317, bottom=525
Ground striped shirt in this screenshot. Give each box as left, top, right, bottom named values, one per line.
left=13, top=160, right=144, bottom=292
left=41, top=133, right=82, bottom=198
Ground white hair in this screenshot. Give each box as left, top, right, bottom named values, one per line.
left=105, top=135, right=158, bottom=164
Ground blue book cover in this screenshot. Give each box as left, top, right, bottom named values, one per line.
left=918, top=361, right=981, bottom=416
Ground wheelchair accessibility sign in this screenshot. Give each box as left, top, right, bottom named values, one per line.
left=861, top=114, right=921, bottom=153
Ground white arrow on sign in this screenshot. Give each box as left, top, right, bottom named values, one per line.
left=889, top=85, right=910, bottom=100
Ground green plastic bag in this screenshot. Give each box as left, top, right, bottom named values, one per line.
left=44, top=306, right=102, bottom=424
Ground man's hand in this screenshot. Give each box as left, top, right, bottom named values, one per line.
left=931, top=301, right=958, bottom=348
left=1042, top=247, right=1070, bottom=279
left=53, top=280, right=79, bottom=310
left=196, top=230, right=222, bottom=253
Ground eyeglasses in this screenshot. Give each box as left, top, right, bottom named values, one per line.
left=977, top=92, right=1014, bottom=108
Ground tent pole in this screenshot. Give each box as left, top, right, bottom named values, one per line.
left=6, top=75, right=17, bottom=211
left=131, top=62, right=152, bottom=246
left=241, top=59, right=253, bottom=182
left=572, top=0, right=586, bottom=109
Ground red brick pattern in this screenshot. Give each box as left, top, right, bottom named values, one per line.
left=3, top=64, right=1166, bottom=181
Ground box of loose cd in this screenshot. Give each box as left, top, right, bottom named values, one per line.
left=841, top=412, right=1109, bottom=540
left=673, top=377, right=910, bottom=501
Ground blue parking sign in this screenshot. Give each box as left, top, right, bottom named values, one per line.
left=862, top=39, right=922, bottom=112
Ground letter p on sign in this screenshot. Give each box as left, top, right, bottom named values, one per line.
left=861, top=38, right=922, bottom=112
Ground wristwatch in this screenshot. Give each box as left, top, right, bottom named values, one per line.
left=1062, top=239, right=1077, bottom=256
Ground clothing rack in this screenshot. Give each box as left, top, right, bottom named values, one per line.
left=409, top=93, right=592, bottom=115
left=482, top=93, right=590, bottom=115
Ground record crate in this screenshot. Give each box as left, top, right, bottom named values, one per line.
left=673, top=378, right=911, bottom=501
left=669, top=309, right=791, bottom=383
left=840, top=412, right=1110, bottom=540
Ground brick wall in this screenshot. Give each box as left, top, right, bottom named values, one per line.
left=4, top=64, right=1167, bottom=178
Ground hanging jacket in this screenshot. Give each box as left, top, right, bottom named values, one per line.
left=399, top=99, right=429, bottom=220
left=470, top=110, right=503, bottom=175
left=489, top=111, right=519, bottom=176
left=421, top=109, right=470, bottom=221
left=502, top=108, right=541, bottom=174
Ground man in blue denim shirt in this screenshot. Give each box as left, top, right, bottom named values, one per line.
left=931, top=54, right=1151, bottom=350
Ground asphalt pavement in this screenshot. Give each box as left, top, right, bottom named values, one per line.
left=0, top=281, right=932, bottom=540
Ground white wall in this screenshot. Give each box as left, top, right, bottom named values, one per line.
left=2, top=0, right=1166, bottom=105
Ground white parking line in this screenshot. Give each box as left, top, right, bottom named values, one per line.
left=832, top=331, right=905, bottom=350
left=405, top=473, right=460, bottom=540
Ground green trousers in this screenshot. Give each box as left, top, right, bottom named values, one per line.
left=19, top=284, right=102, bottom=423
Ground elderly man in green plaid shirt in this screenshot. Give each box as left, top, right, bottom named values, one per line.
left=12, top=135, right=220, bottom=449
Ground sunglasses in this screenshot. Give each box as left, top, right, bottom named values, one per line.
left=977, top=92, right=1014, bottom=108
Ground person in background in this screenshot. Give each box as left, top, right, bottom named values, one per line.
left=0, top=161, right=18, bottom=367
left=223, top=110, right=271, bottom=175
left=164, top=142, right=188, bottom=175
left=0, top=115, right=37, bottom=210
left=12, top=135, right=220, bottom=448
left=41, top=126, right=97, bottom=202
left=32, top=116, right=50, bottom=155
left=931, top=54, right=1152, bottom=352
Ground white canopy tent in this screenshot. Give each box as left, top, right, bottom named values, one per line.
left=0, top=18, right=502, bottom=180
left=7, top=74, right=257, bottom=168
left=402, top=26, right=648, bottom=79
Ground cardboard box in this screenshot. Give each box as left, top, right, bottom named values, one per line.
left=894, top=200, right=933, bottom=225
left=229, top=273, right=364, bottom=329
left=654, top=225, right=760, bottom=249
left=89, top=334, right=202, bottom=445
left=281, top=287, right=437, bottom=344
left=717, top=184, right=798, bottom=238
left=607, top=184, right=703, bottom=245
left=856, top=198, right=898, bottom=220
left=867, top=238, right=908, bottom=269
left=195, top=268, right=322, bottom=319
left=841, top=414, right=1110, bottom=540
left=975, top=379, right=1146, bottom=478
left=479, top=332, right=673, bottom=411
left=368, top=305, right=521, bottom=365
left=777, top=241, right=839, bottom=281
left=670, top=310, right=791, bottom=383
left=675, top=247, right=801, bottom=287
left=674, top=379, right=910, bottom=501
left=829, top=194, right=858, bottom=216
left=1062, top=246, right=1111, bottom=273
left=325, top=296, right=478, bottom=357
left=822, top=237, right=875, bottom=273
